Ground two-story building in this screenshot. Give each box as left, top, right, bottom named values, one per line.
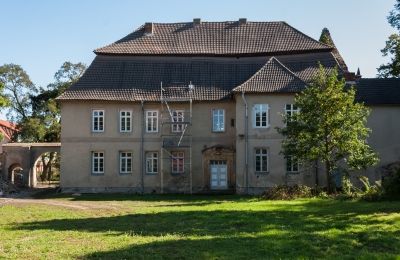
left=57, top=19, right=400, bottom=194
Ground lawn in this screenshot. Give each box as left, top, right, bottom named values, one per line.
left=0, top=194, right=399, bottom=259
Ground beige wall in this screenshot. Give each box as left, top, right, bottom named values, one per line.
left=364, top=106, right=400, bottom=182
left=235, top=93, right=316, bottom=194
left=60, top=100, right=236, bottom=193
left=60, top=98, right=400, bottom=194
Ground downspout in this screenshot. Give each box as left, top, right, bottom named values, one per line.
left=241, top=91, right=249, bottom=195
left=140, top=101, right=145, bottom=194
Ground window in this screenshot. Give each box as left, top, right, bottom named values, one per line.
left=285, top=104, right=299, bottom=122
left=92, top=110, right=104, bottom=132
left=286, top=155, right=299, bottom=173
left=255, top=148, right=268, bottom=173
left=171, top=151, right=184, bottom=174
left=172, top=110, right=185, bottom=133
left=146, top=152, right=158, bottom=174
left=92, top=152, right=104, bottom=174
left=212, top=109, right=225, bottom=132
left=119, top=152, right=132, bottom=174
left=253, top=104, right=269, bottom=128
left=120, top=110, right=132, bottom=132
left=146, top=110, right=158, bottom=133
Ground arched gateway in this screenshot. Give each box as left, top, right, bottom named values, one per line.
left=0, top=143, right=61, bottom=187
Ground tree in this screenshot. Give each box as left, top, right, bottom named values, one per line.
left=0, top=64, right=37, bottom=121
left=25, top=62, right=86, bottom=181
left=277, top=66, right=379, bottom=193
left=378, top=0, right=400, bottom=78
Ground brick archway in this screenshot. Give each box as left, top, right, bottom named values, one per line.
left=1, top=143, right=61, bottom=187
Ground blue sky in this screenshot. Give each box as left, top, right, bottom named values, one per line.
left=0, top=0, right=397, bottom=89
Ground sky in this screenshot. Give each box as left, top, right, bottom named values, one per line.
left=0, top=0, right=397, bottom=89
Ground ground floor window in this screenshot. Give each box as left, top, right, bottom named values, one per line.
left=286, top=155, right=299, bottom=173
left=255, top=148, right=268, bottom=173
left=119, top=152, right=132, bottom=174
left=146, top=152, right=158, bottom=174
left=171, top=151, right=184, bottom=174
left=92, top=151, right=104, bottom=174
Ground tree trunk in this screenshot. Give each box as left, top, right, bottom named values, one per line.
left=325, top=160, right=334, bottom=194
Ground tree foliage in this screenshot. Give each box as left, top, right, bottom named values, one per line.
left=0, top=64, right=37, bottom=121
left=277, top=66, right=379, bottom=193
left=378, top=0, right=400, bottom=78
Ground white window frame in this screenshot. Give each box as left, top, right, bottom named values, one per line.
left=146, top=152, right=158, bottom=174
left=285, top=104, right=299, bottom=123
left=212, top=109, right=225, bottom=132
left=119, top=110, right=132, bottom=133
left=146, top=110, right=158, bottom=133
left=255, top=148, right=268, bottom=173
left=119, top=151, right=133, bottom=174
left=171, top=110, right=185, bottom=133
left=92, top=109, right=104, bottom=132
left=171, top=151, right=184, bottom=174
left=92, top=151, right=104, bottom=175
left=286, top=155, right=299, bottom=173
left=253, top=104, right=269, bottom=128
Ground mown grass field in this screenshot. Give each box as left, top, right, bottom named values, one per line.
left=0, top=194, right=399, bottom=259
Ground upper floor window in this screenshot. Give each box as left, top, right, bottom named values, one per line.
left=92, top=110, right=104, bottom=132
left=212, top=109, right=225, bottom=132
left=172, top=110, right=185, bottom=133
left=120, top=110, right=132, bottom=132
left=171, top=151, right=184, bottom=174
left=255, top=148, right=268, bottom=173
left=285, top=104, right=299, bottom=122
left=146, top=110, right=158, bottom=133
left=92, top=151, right=104, bottom=175
left=286, top=155, right=299, bottom=173
left=119, top=151, right=132, bottom=174
left=253, top=104, right=269, bottom=128
left=146, top=152, right=158, bottom=174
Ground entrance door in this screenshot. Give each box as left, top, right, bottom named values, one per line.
left=210, top=160, right=227, bottom=189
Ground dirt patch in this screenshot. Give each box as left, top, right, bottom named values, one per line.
left=0, top=198, right=120, bottom=211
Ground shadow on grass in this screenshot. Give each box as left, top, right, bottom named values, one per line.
left=12, top=200, right=400, bottom=258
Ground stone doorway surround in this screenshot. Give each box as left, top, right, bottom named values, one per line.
left=202, top=145, right=235, bottom=192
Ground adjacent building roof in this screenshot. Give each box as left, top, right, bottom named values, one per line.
left=355, top=78, right=400, bottom=105
left=233, top=57, right=307, bottom=93
left=0, top=120, right=17, bottom=140
left=95, top=21, right=332, bottom=56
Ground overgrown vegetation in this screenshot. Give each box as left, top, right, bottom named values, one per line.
left=261, top=185, right=313, bottom=200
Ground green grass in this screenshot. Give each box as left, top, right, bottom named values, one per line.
left=0, top=194, right=399, bottom=259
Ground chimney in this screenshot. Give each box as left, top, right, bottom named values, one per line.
left=239, top=18, right=247, bottom=25
left=144, top=22, right=154, bottom=35
left=193, top=18, right=201, bottom=25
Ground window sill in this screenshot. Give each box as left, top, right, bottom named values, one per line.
left=253, top=125, right=271, bottom=129
left=286, top=171, right=300, bottom=175
left=119, top=172, right=132, bottom=175
left=91, top=173, right=104, bottom=176
left=255, top=171, right=269, bottom=175
left=146, top=172, right=158, bottom=175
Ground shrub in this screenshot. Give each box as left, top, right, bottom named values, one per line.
left=382, top=168, right=400, bottom=199
left=262, top=185, right=313, bottom=200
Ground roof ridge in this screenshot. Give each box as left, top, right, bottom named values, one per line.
left=232, top=57, right=276, bottom=91
left=281, top=22, right=333, bottom=50
left=269, top=57, right=308, bottom=85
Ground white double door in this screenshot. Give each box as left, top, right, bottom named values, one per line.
left=210, top=160, right=227, bottom=189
